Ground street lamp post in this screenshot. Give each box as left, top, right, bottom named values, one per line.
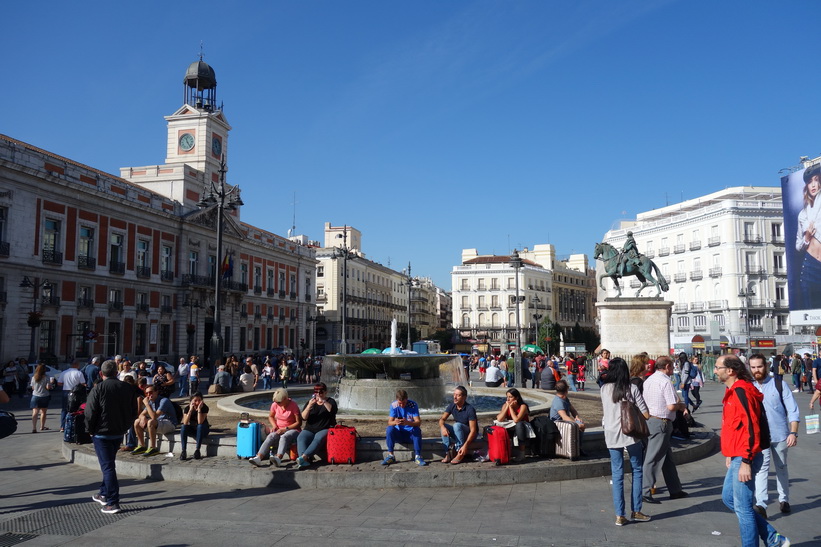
left=197, top=157, right=243, bottom=366
left=739, top=278, right=755, bottom=354
left=334, top=226, right=356, bottom=354
left=532, top=295, right=543, bottom=346
left=405, top=262, right=413, bottom=350
left=510, top=250, right=524, bottom=388
left=19, top=276, right=51, bottom=363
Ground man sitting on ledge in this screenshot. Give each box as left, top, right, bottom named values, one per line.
left=382, top=389, right=427, bottom=467
left=132, top=386, right=177, bottom=457
left=438, top=385, right=478, bottom=465
left=485, top=360, right=504, bottom=388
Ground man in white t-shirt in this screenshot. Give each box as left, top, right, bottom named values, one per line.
left=484, top=361, right=504, bottom=388
left=117, top=361, right=137, bottom=383
left=58, top=359, right=87, bottom=431
left=177, top=358, right=190, bottom=397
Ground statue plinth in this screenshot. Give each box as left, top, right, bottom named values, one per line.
left=596, top=299, right=672, bottom=358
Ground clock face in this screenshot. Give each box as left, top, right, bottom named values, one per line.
left=179, top=133, right=195, bottom=152
left=212, top=136, right=222, bottom=156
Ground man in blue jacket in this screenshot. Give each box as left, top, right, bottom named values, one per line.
left=84, top=360, right=138, bottom=514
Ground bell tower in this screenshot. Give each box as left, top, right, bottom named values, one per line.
left=164, top=57, right=231, bottom=177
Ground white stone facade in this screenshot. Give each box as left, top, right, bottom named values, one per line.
left=601, top=186, right=797, bottom=353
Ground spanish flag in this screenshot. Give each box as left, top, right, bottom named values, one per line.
left=221, top=254, right=233, bottom=279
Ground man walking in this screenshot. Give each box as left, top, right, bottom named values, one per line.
left=715, top=355, right=790, bottom=546
left=84, top=360, right=138, bottom=514
left=641, top=356, right=688, bottom=503
left=749, top=353, right=800, bottom=517
left=57, top=359, right=86, bottom=432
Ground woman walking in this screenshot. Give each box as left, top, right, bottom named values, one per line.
left=600, top=357, right=651, bottom=526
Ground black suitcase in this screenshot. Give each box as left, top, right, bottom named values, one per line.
left=530, top=416, right=558, bottom=457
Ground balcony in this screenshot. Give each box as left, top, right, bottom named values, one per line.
left=278, top=290, right=286, bottom=298
left=267, top=312, right=274, bottom=321
left=693, top=325, right=708, bottom=332
left=674, top=303, right=688, bottom=313
left=109, top=261, right=126, bottom=275
left=689, top=270, right=703, bottom=281
left=240, top=310, right=248, bottom=319
left=0, top=241, right=8, bottom=257
left=108, top=301, right=123, bottom=312
left=224, top=280, right=249, bottom=292
left=267, top=287, right=275, bottom=296
left=78, top=255, right=96, bottom=270
left=290, top=292, right=297, bottom=300
left=743, top=235, right=763, bottom=244
left=254, top=312, right=262, bottom=321
left=709, top=267, right=722, bottom=277
left=771, top=235, right=785, bottom=245
left=160, top=270, right=174, bottom=282
left=182, top=274, right=211, bottom=287
left=658, top=247, right=670, bottom=256
left=689, top=241, right=702, bottom=251
left=42, top=249, right=63, bottom=265
left=630, top=279, right=641, bottom=288
left=673, top=244, right=685, bottom=254
left=305, top=294, right=311, bottom=302
left=77, top=298, right=95, bottom=309
left=0, top=291, right=5, bottom=303
left=254, top=285, right=263, bottom=295
left=136, top=304, right=150, bottom=314
left=745, top=267, right=767, bottom=276
left=690, top=302, right=705, bottom=311
left=136, top=266, right=151, bottom=279
left=773, top=268, right=787, bottom=277
left=279, top=314, right=286, bottom=321
left=673, top=272, right=687, bottom=283
left=708, top=300, right=726, bottom=310
left=290, top=315, right=297, bottom=322
left=160, top=305, right=173, bottom=314
left=708, top=236, right=721, bottom=247
left=644, top=250, right=655, bottom=258
left=41, top=296, right=61, bottom=307
left=677, top=325, right=691, bottom=332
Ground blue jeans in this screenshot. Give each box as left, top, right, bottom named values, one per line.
left=297, top=428, right=329, bottom=458
left=567, top=374, right=578, bottom=392
left=261, top=377, right=273, bottom=390
left=92, top=436, right=121, bottom=506
left=609, top=442, right=644, bottom=517
left=681, top=385, right=691, bottom=409
left=178, top=380, right=190, bottom=397
left=441, top=422, right=469, bottom=452
left=386, top=427, right=423, bottom=455
left=722, top=454, right=781, bottom=547
left=754, top=440, right=790, bottom=508
left=180, top=423, right=210, bottom=452
left=60, top=391, right=70, bottom=430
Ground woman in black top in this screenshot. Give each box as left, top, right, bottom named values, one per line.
left=295, top=382, right=337, bottom=468
left=179, top=391, right=209, bottom=460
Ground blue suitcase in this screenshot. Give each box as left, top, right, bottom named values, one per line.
left=236, top=421, right=261, bottom=459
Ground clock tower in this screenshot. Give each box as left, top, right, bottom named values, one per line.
left=121, top=57, right=236, bottom=212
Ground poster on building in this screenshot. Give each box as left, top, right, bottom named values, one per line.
left=781, top=164, right=821, bottom=325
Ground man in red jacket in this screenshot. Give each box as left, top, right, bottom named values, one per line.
left=716, top=355, right=790, bottom=547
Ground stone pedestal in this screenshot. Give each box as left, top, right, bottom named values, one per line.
left=596, top=298, right=672, bottom=358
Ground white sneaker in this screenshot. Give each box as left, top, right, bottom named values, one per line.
left=792, top=389, right=799, bottom=393
left=270, top=455, right=282, bottom=467
left=248, top=455, right=263, bottom=467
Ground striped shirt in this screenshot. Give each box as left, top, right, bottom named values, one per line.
left=643, top=370, right=678, bottom=420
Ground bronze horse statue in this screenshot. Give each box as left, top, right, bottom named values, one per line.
left=594, top=242, right=669, bottom=297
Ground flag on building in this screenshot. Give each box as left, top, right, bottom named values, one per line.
left=222, top=253, right=233, bottom=279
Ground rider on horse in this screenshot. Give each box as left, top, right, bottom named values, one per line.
left=618, top=231, right=640, bottom=276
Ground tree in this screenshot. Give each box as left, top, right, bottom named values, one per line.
left=429, top=328, right=456, bottom=352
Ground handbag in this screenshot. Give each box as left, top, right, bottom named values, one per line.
left=0, top=410, right=18, bottom=440
left=620, top=392, right=649, bottom=438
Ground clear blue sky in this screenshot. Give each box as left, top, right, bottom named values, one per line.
left=3, top=1, right=819, bottom=288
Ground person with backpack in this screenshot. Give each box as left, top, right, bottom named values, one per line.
left=715, top=354, right=791, bottom=547
left=749, top=353, right=800, bottom=517
left=678, top=353, right=698, bottom=413
left=58, top=359, right=87, bottom=432
left=688, top=355, right=704, bottom=412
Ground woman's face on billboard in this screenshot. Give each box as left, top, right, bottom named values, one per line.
left=808, top=175, right=821, bottom=197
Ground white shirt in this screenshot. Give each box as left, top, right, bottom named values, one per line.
left=59, top=368, right=85, bottom=391
left=118, top=370, right=137, bottom=382
left=485, top=365, right=502, bottom=383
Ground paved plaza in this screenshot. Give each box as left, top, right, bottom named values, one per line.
left=1, top=379, right=819, bottom=546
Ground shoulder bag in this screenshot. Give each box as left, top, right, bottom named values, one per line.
left=620, top=390, right=649, bottom=438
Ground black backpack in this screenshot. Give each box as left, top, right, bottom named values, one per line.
left=67, top=384, right=88, bottom=413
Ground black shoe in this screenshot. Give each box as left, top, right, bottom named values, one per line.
left=642, top=495, right=661, bottom=504
left=753, top=505, right=767, bottom=519
left=669, top=491, right=689, bottom=500
left=179, top=451, right=187, bottom=461
left=780, top=502, right=791, bottom=514
left=193, top=449, right=202, bottom=460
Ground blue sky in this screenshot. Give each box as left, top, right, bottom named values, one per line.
left=3, top=1, right=819, bottom=288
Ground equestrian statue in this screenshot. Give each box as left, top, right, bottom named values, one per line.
left=594, top=232, right=669, bottom=297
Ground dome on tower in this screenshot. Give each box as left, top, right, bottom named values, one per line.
left=184, top=60, right=217, bottom=91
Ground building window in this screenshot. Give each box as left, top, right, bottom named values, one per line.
left=79, top=226, right=94, bottom=260
left=771, top=222, right=782, bottom=238
left=160, top=324, right=171, bottom=354
left=267, top=269, right=274, bottom=289
left=254, top=266, right=262, bottom=287
left=240, top=327, right=247, bottom=350
left=776, top=285, right=786, bottom=301
left=110, top=233, right=124, bottom=265
left=135, top=323, right=147, bottom=355
left=678, top=316, right=689, bottom=328
left=461, top=296, right=469, bottom=308
left=44, top=219, right=61, bottom=252
left=317, top=266, right=324, bottom=278
left=189, top=251, right=199, bottom=276
left=460, top=279, right=469, bottom=290
left=161, top=245, right=173, bottom=273
left=749, top=314, right=762, bottom=328
left=461, top=314, right=470, bottom=328
left=773, top=253, right=784, bottom=270
left=136, top=240, right=149, bottom=268
left=694, top=315, right=706, bottom=328
left=0, top=207, right=7, bottom=244
left=713, top=314, right=725, bottom=327
left=208, top=255, right=217, bottom=278
left=39, top=320, right=56, bottom=357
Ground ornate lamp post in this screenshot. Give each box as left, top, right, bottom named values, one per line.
left=20, top=276, right=51, bottom=363
left=532, top=295, right=543, bottom=345
left=333, top=226, right=356, bottom=354
left=197, top=157, right=243, bottom=366
left=405, top=262, right=413, bottom=350
left=510, top=250, right=524, bottom=387
left=739, top=277, right=755, bottom=353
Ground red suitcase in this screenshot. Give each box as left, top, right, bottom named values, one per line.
left=326, top=425, right=358, bottom=464
left=484, top=425, right=510, bottom=465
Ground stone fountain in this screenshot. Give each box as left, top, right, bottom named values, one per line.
left=322, top=319, right=465, bottom=411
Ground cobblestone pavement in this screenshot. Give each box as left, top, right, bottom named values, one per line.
left=1, top=380, right=819, bottom=546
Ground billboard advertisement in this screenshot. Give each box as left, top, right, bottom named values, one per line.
left=781, top=163, right=821, bottom=325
